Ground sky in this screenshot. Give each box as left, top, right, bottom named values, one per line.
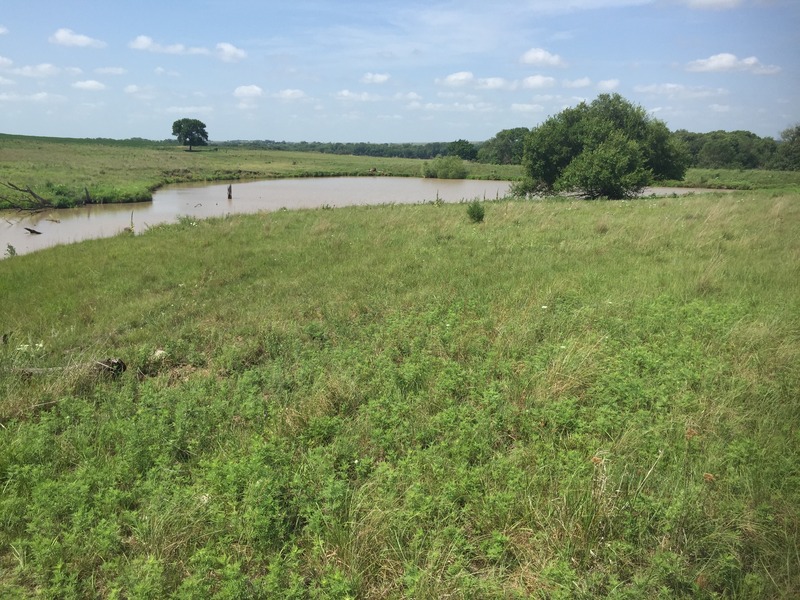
left=0, top=0, right=797, bottom=143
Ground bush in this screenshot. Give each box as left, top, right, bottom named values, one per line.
left=422, top=155, right=468, bottom=179
left=466, top=199, right=485, bottom=223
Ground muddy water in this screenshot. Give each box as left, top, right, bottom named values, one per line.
left=1, top=177, right=512, bottom=257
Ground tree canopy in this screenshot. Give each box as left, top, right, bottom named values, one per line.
left=477, top=127, right=529, bottom=165
left=522, top=94, right=689, bottom=199
left=447, top=139, right=478, bottom=161
left=172, top=118, right=209, bottom=151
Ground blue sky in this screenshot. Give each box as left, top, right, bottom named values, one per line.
left=0, top=0, right=797, bottom=142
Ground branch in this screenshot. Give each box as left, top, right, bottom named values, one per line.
left=1, top=182, right=55, bottom=212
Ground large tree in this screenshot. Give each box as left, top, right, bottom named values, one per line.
left=522, top=94, right=688, bottom=199
left=477, top=127, right=529, bottom=165
left=172, top=118, right=209, bottom=151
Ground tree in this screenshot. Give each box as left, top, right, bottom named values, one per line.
left=522, top=94, right=688, bottom=199
left=447, top=139, right=478, bottom=161
left=477, top=127, right=529, bottom=164
left=773, top=124, right=800, bottom=170
left=172, top=118, right=209, bottom=151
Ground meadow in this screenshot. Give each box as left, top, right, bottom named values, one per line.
left=0, top=138, right=799, bottom=598
left=0, top=134, right=521, bottom=208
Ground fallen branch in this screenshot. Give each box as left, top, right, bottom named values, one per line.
left=1, top=182, right=55, bottom=212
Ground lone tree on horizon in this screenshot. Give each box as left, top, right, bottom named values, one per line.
left=172, top=118, right=209, bottom=151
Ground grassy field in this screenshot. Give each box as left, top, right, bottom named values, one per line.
left=0, top=134, right=521, bottom=207
left=1, top=157, right=798, bottom=598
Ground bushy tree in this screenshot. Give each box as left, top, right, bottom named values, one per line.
left=477, top=127, right=529, bottom=164
left=172, top=118, right=209, bottom=151
left=421, top=155, right=467, bottom=179
left=522, top=94, right=688, bottom=199
left=774, top=124, right=800, bottom=170
left=447, top=139, right=478, bottom=161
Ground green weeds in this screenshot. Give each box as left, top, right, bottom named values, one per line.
left=0, top=189, right=798, bottom=597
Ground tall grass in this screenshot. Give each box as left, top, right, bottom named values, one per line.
left=1, top=189, right=798, bottom=597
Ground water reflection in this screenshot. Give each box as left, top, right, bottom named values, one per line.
left=1, top=177, right=512, bottom=257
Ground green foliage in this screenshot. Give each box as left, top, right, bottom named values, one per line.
left=774, top=124, right=800, bottom=170
left=674, top=128, right=779, bottom=169
left=466, top=199, right=485, bottom=223
left=477, top=127, right=529, bottom=165
left=421, top=155, right=468, bottom=179
left=171, top=118, right=209, bottom=151
left=523, top=94, right=689, bottom=199
left=555, top=132, right=651, bottom=199
left=447, top=139, right=478, bottom=161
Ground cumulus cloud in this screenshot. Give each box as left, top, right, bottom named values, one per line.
left=0, top=26, right=8, bottom=35
left=0, top=55, right=12, bottom=68
left=477, top=77, right=515, bottom=90
left=437, top=71, right=474, bottom=86
left=597, top=78, right=620, bottom=91
left=395, top=92, right=422, bottom=101
left=709, top=103, right=730, bottom=112
left=563, top=77, right=591, bottom=88
left=687, top=53, right=780, bottom=74
left=49, top=28, right=106, bottom=48
left=274, top=89, right=307, bottom=100
left=124, top=84, right=140, bottom=94
left=520, top=48, right=567, bottom=67
left=95, top=67, right=126, bottom=75
left=522, top=75, right=556, bottom=89
left=13, top=63, right=60, bottom=77
left=216, top=42, right=246, bottom=62
left=72, top=79, right=106, bottom=91
left=0, top=75, right=14, bottom=85
left=130, top=35, right=208, bottom=56
left=362, top=72, right=390, bottom=84
left=335, top=89, right=379, bottom=101
left=0, top=91, right=65, bottom=103
left=234, top=85, right=263, bottom=98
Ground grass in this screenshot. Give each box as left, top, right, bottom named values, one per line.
left=0, top=134, right=522, bottom=208
left=663, top=167, right=800, bottom=190
left=1, top=176, right=798, bottom=597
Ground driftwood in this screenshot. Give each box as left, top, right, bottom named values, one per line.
left=24, top=227, right=42, bottom=235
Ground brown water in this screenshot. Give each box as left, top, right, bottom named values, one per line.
left=0, top=177, right=512, bottom=257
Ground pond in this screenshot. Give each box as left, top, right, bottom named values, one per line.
left=1, top=177, right=513, bottom=257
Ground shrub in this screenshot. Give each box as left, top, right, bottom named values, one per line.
left=421, top=155, right=468, bottom=179
left=466, top=199, right=485, bottom=223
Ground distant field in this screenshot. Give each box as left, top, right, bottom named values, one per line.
left=1, top=182, right=798, bottom=597
left=0, top=134, right=522, bottom=207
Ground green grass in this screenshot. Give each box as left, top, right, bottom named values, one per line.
left=664, top=167, right=800, bottom=190
left=0, top=134, right=521, bottom=208
left=1, top=185, right=798, bottom=598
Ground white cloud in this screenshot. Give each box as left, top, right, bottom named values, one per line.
left=0, top=91, right=65, bottom=103
left=680, top=0, right=742, bottom=8
left=72, top=80, right=106, bottom=91
left=634, top=82, right=726, bottom=98
left=477, top=77, right=516, bottom=90
left=335, top=89, right=379, bottom=101
left=362, top=72, right=390, bottom=84
left=709, top=103, right=730, bottom=112
left=216, top=42, right=246, bottom=62
left=165, top=105, right=213, bottom=114
left=124, top=84, right=140, bottom=94
left=95, top=67, right=126, bottom=75
left=563, top=77, right=591, bottom=88
left=437, top=71, right=474, bottom=86
left=130, top=35, right=208, bottom=56
left=0, top=55, right=12, bottom=68
left=49, top=28, right=106, bottom=48
left=522, top=75, right=556, bottom=89
left=512, top=103, right=544, bottom=113
left=13, top=63, right=60, bottom=78
left=274, top=89, right=307, bottom=100
left=395, top=92, right=422, bottom=101
left=597, top=78, right=620, bottom=91
left=0, top=76, right=14, bottom=85
left=686, top=53, right=780, bottom=74
left=234, top=85, right=263, bottom=98
left=520, top=48, right=567, bottom=67
left=0, top=26, right=7, bottom=35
